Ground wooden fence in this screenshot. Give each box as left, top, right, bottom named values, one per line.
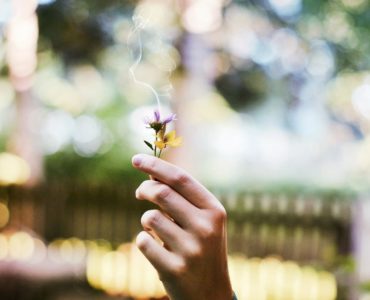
left=1, top=182, right=353, bottom=266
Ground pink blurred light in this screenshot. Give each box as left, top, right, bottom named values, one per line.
left=6, top=0, right=38, bottom=91
left=12, top=0, right=38, bottom=19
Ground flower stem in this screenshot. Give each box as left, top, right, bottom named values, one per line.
left=154, top=133, right=158, bottom=157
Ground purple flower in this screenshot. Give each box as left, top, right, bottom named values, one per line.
left=144, top=109, right=176, bottom=131
left=143, top=109, right=182, bottom=158
left=154, top=109, right=160, bottom=122
left=163, top=113, right=176, bottom=124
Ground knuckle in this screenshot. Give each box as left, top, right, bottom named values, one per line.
left=184, top=244, right=203, bottom=261
left=141, top=210, right=161, bottom=228
left=212, top=205, right=227, bottom=223
left=172, top=171, right=189, bottom=186
left=196, top=208, right=227, bottom=240
left=202, top=225, right=217, bottom=240
left=196, top=220, right=218, bottom=240
left=155, top=184, right=172, bottom=201
left=171, top=258, right=187, bottom=277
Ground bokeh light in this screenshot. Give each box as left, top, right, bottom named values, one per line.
left=0, top=203, right=9, bottom=228
left=269, top=0, right=302, bottom=18
left=8, top=231, right=35, bottom=261
left=85, top=242, right=337, bottom=300
left=0, top=153, right=30, bottom=185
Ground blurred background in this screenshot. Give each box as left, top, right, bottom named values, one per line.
left=0, top=0, right=370, bottom=299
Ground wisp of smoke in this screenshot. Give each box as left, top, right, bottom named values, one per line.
left=128, top=14, right=172, bottom=113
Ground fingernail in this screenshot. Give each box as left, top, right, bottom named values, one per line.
left=132, top=155, right=142, bottom=167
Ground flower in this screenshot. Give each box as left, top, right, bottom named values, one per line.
left=155, top=130, right=182, bottom=150
left=144, top=109, right=176, bottom=132
left=143, top=109, right=182, bottom=157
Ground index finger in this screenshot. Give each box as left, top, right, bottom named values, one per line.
left=132, top=154, right=219, bottom=209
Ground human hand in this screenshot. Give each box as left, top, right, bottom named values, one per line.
left=132, top=154, right=233, bottom=300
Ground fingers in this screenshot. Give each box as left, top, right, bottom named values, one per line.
left=136, top=231, right=178, bottom=275
left=136, top=180, right=200, bottom=229
left=141, top=209, right=186, bottom=251
left=132, top=154, right=220, bottom=209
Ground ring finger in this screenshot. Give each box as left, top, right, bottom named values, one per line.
left=141, top=209, right=186, bottom=251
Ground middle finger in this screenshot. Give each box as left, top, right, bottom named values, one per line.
left=136, top=180, right=200, bottom=229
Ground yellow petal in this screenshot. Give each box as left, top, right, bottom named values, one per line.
left=155, top=141, right=166, bottom=150
left=167, top=136, right=182, bottom=147
left=157, top=129, right=165, bottom=141
left=164, top=130, right=176, bottom=141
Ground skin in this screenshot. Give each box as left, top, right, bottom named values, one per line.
left=132, top=154, right=233, bottom=300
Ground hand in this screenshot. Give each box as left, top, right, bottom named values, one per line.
left=132, top=154, right=233, bottom=300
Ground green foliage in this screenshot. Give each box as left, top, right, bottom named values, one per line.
left=44, top=144, right=146, bottom=184
left=37, top=1, right=134, bottom=65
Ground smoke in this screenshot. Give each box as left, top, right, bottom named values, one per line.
left=127, top=13, right=177, bottom=111
left=127, top=15, right=172, bottom=111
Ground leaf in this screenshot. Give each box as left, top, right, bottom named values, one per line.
left=144, top=140, right=153, bottom=150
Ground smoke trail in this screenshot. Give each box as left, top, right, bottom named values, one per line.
left=128, top=14, right=163, bottom=112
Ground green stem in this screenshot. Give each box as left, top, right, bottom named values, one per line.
left=154, top=133, right=158, bottom=157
